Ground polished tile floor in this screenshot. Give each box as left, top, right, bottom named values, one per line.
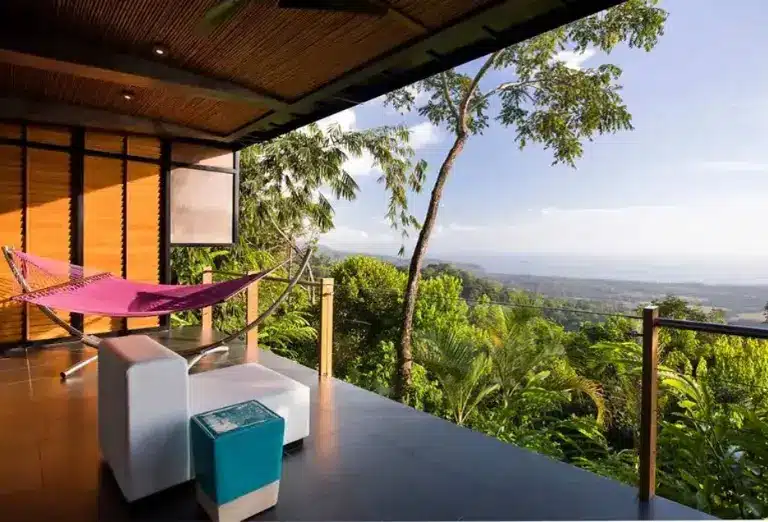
left=0, top=327, right=711, bottom=520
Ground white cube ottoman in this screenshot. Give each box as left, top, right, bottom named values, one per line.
left=190, top=363, right=310, bottom=446
left=98, top=335, right=190, bottom=502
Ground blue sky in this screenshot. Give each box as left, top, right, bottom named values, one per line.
left=317, top=0, right=768, bottom=263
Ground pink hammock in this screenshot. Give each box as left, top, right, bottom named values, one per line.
left=5, top=250, right=273, bottom=317
left=2, top=246, right=312, bottom=381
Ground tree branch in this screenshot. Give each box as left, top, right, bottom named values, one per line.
left=266, top=211, right=317, bottom=299
left=468, top=65, right=583, bottom=112
left=439, top=72, right=460, bottom=131
left=458, top=50, right=502, bottom=130
left=469, top=78, right=540, bottom=110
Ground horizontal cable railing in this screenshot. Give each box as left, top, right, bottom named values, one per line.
left=656, top=317, right=768, bottom=339
left=203, top=268, right=324, bottom=287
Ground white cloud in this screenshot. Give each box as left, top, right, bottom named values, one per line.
left=408, top=121, right=442, bottom=149
left=698, top=160, right=768, bottom=173
left=315, top=108, right=380, bottom=177
left=321, top=225, right=395, bottom=247
left=436, top=201, right=768, bottom=258
left=343, top=151, right=379, bottom=177
left=553, top=48, right=596, bottom=70
left=448, top=223, right=480, bottom=232
left=539, top=205, right=675, bottom=216
left=317, top=108, right=357, bottom=132
left=405, top=85, right=428, bottom=105
left=314, top=110, right=441, bottom=177
left=374, top=84, right=429, bottom=113
left=324, top=198, right=768, bottom=261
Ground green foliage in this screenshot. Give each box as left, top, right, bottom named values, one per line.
left=705, top=336, right=768, bottom=409
left=658, top=373, right=768, bottom=518
left=416, top=328, right=498, bottom=426
left=240, top=122, right=425, bottom=240
left=387, top=1, right=666, bottom=156
left=332, top=256, right=406, bottom=332
left=329, top=256, right=405, bottom=378
left=345, top=339, right=443, bottom=413
left=423, top=263, right=503, bottom=301
left=171, top=113, right=426, bottom=358
left=414, top=275, right=469, bottom=332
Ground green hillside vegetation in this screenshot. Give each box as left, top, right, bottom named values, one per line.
left=319, top=246, right=768, bottom=326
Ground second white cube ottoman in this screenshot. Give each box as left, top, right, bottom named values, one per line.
left=189, top=363, right=310, bottom=446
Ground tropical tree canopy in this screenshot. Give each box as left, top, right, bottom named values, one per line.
left=384, top=0, right=668, bottom=401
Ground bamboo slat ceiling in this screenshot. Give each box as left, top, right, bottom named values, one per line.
left=0, top=63, right=264, bottom=135
left=0, top=0, right=623, bottom=148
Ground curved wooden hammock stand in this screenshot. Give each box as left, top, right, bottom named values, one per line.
left=1, top=246, right=312, bottom=380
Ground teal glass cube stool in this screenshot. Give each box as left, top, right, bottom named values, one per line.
left=191, top=400, right=285, bottom=522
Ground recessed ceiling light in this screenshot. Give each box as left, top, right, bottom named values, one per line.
left=121, top=89, right=135, bottom=101
left=152, top=44, right=167, bottom=57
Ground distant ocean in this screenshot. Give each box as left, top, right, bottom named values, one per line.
left=435, top=253, right=768, bottom=286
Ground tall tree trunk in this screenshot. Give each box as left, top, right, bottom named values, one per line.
left=394, top=133, right=467, bottom=401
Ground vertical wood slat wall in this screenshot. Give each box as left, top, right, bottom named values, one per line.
left=27, top=141, right=72, bottom=341
left=0, top=124, right=163, bottom=346
left=0, top=125, right=24, bottom=343
left=126, top=150, right=161, bottom=330
left=83, top=153, right=124, bottom=334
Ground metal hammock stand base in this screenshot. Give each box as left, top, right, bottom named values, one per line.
left=1, top=246, right=312, bottom=380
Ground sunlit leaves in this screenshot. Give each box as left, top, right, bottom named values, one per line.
left=567, top=0, right=667, bottom=53
left=416, top=328, right=499, bottom=425
left=658, top=372, right=768, bottom=518
left=384, top=0, right=665, bottom=167
left=240, top=121, right=426, bottom=241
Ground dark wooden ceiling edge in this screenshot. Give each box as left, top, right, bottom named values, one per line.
left=232, top=0, right=624, bottom=146
left=0, top=96, right=230, bottom=144
left=377, top=0, right=430, bottom=32
left=0, top=31, right=289, bottom=110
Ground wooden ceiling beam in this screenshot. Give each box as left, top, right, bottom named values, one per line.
left=0, top=32, right=290, bottom=110
left=375, top=1, right=430, bottom=33
left=0, top=96, right=228, bottom=142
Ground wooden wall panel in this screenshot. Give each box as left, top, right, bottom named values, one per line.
left=126, top=161, right=160, bottom=330
left=127, top=136, right=161, bottom=160
left=27, top=126, right=71, bottom=146
left=26, top=149, right=71, bottom=341
left=83, top=156, right=124, bottom=334
left=85, top=132, right=124, bottom=154
left=0, top=121, right=166, bottom=344
left=0, top=144, right=24, bottom=344
left=0, top=123, right=21, bottom=139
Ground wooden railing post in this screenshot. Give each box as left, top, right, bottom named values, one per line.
left=246, top=274, right=259, bottom=357
left=319, top=278, right=334, bottom=379
left=201, top=266, right=213, bottom=333
left=639, top=306, right=659, bottom=501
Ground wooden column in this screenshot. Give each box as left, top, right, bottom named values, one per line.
left=246, top=274, right=259, bottom=357
left=201, top=267, right=212, bottom=333
left=319, top=278, right=334, bottom=379
left=639, top=306, right=659, bottom=501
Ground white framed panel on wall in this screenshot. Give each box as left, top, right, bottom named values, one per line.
left=170, top=167, right=235, bottom=246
